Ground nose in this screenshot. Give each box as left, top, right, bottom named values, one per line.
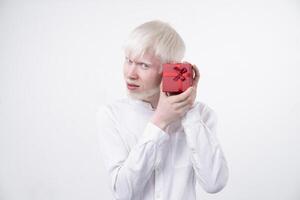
left=128, top=63, right=139, bottom=80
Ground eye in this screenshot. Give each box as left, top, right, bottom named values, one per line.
left=141, top=63, right=149, bottom=69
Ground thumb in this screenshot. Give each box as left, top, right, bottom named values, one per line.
left=160, top=81, right=168, bottom=97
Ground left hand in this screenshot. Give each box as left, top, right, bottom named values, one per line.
left=183, top=61, right=200, bottom=106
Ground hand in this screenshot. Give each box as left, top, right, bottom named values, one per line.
left=184, top=62, right=200, bottom=107
left=150, top=63, right=200, bottom=131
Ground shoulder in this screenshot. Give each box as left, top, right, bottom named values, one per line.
left=186, top=100, right=218, bottom=124
left=193, top=101, right=217, bottom=116
left=96, top=98, right=131, bottom=120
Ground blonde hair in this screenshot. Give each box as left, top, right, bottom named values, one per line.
left=122, top=20, right=186, bottom=67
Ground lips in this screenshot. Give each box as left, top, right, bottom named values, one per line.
left=127, top=83, right=139, bottom=87
left=126, top=82, right=140, bottom=90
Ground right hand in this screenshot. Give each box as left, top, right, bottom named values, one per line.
left=150, top=82, right=194, bottom=131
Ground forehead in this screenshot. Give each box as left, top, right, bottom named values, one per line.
left=126, top=51, right=161, bottom=65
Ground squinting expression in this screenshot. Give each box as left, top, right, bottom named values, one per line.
left=123, top=52, right=163, bottom=100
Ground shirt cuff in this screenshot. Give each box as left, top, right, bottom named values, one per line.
left=138, top=122, right=170, bottom=147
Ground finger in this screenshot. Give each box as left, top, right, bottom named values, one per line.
left=174, top=88, right=196, bottom=107
left=170, top=86, right=193, bottom=103
left=173, top=97, right=192, bottom=109
left=192, top=65, right=200, bottom=87
left=176, top=102, right=193, bottom=115
left=160, top=80, right=168, bottom=97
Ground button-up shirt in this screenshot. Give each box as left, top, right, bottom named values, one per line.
left=96, top=96, right=229, bottom=200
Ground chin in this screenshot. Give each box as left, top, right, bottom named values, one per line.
left=127, top=87, right=160, bottom=101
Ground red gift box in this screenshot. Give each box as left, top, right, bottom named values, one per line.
left=162, top=63, right=193, bottom=93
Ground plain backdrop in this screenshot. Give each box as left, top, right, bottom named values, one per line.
left=0, top=0, right=299, bottom=199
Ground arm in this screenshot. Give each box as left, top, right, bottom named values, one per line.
left=181, top=102, right=229, bottom=194
left=96, top=105, right=170, bottom=200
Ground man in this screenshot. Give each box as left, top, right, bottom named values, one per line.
left=96, top=20, right=229, bottom=200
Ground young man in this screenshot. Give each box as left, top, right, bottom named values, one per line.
left=96, top=20, right=229, bottom=200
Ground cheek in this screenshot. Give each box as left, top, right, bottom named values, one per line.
left=152, top=70, right=162, bottom=83
left=156, top=72, right=163, bottom=83
left=146, top=73, right=162, bottom=87
left=123, top=64, right=128, bottom=76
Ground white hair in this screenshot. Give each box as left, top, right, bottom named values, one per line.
left=122, top=20, right=186, bottom=68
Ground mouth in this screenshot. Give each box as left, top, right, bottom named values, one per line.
left=126, top=82, right=140, bottom=90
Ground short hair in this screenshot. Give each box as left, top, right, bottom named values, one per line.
left=122, top=20, right=186, bottom=69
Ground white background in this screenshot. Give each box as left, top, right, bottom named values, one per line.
left=0, top=0, right=299, bottom=199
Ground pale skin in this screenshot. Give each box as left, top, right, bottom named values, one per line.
left=123, top=52, right=200, bottom=131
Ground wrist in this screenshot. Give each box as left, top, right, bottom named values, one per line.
left=150, top=116, right=168, bottom=131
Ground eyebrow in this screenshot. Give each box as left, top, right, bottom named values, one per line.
left=136, top=61, right=152, bottom=66
left=126, top=56, right=152, bottom=66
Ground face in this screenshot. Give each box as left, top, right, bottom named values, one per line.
left=123, top=51, right=162, bottom=101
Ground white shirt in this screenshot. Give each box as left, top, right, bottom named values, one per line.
left=96, top=96, right=229, bottom=200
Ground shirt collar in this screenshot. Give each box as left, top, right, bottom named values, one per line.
left=126, top=95, right=156, bottom=111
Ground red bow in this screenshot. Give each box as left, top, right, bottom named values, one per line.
left=173, top=66, right=187, bottom=81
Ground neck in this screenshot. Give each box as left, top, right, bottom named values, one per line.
left=142, top=92, right=160, bottom=110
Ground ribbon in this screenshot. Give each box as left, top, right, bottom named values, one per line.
left=163, top=66, right=191, bottom=91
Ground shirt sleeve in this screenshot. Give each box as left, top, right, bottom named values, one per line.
left=96, top=105, right=170, bottom=200
left=181, top=102, right=229, bottom=194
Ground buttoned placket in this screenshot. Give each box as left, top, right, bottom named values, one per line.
left=154, top=166, right=162, bottom=200
left=154, top=125, right=172, bottom=200
left=128, top=97, right=166, bottom=199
